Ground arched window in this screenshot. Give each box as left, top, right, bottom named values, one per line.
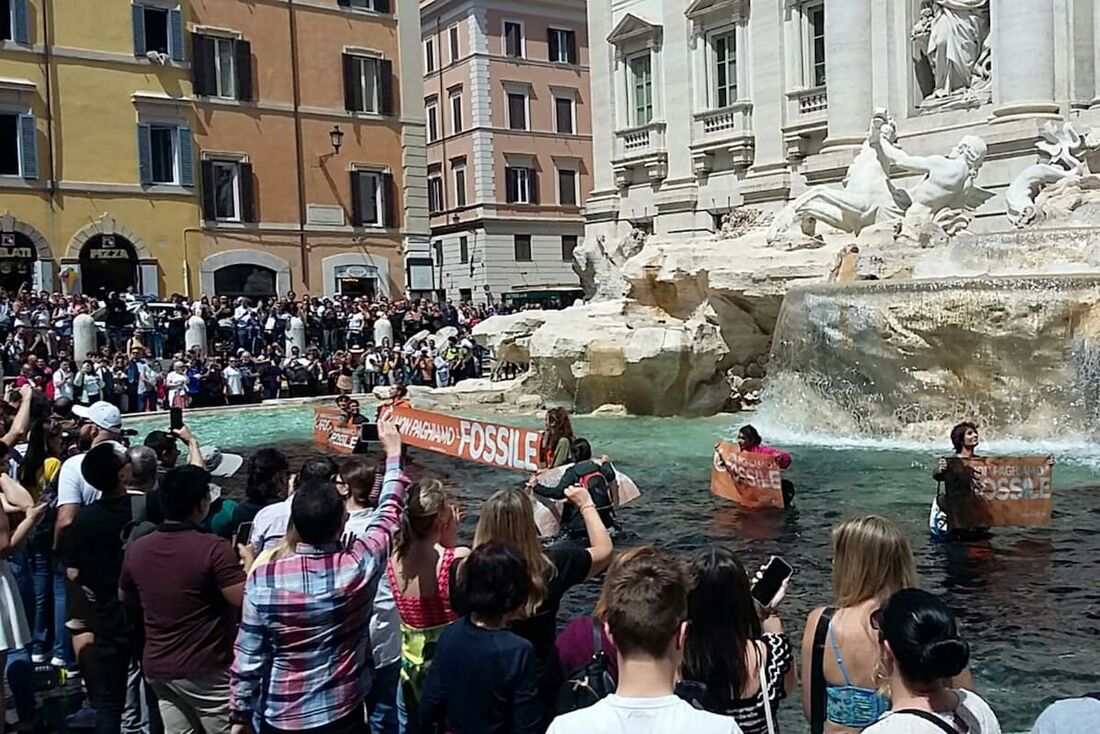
left=214, top=264, right=277, bottom=299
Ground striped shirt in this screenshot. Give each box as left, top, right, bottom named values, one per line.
left=229, top=455, right=409, bottom=730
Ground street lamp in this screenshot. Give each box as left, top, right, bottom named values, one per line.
left=329, top=125, right=345, bottom=154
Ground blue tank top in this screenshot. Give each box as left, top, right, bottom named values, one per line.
left=825, top=622, right=891, bottom=727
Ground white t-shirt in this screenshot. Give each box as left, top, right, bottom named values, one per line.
left=862, top=691, right=1001, bottom=734
left=547, top=694, right=742, bottom=734
left=57, top=441, right=125, bottom=508
left=223, top=366, right=244, bottom=395
left=250, top=497, right=293, bottom=553
left=348, top=312, right=365, bottom=331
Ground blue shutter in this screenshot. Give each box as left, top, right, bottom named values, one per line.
left=132, top=4, right=146, bottom=56
left=177, top=125, right=194, bottom=186
left=169, top=8, right=184, bottom=61
left=137, top=124, right=152, bottom=184
left=18, top=114, right=37, bottom=180
left=13, top=0, right=29, bottom=44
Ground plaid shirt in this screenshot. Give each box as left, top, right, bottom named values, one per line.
left=230, top=455, right=409, bottom=729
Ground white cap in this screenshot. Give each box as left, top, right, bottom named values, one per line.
left=201, top=445, right=244, bottom=478
left=72, top=401, right=123, bottom=432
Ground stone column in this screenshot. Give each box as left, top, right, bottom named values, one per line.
left=992, top=0, right=1059, bottom=119
left=822, top=0, right=873, bottom=149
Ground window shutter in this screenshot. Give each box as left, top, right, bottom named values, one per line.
left=236, top=40, right=253, bottom=101
left=169, top=8, right=185, bottom=61
left=18, top=114, right=37, bottom=180
left=178, top=125, right=194, bottom=187
left=201, top=160, right=216, bottom=220
left=342, top=54, right=359, bottom=111
left=137, top=124, right=153, bottom=184
left=240, top=163, right=256, bottom=223
left=547, top=29, right=558, bottom=62
left=132, top=5, right=146, bottom=56
left=505, top=168, right=515, bottom=203
left=383, top=173, right=397, bottom=227
left=529, top=169, right=539, bottom=204
left=379, top=59, right=394, bottom=116
left=13, top=0, right=29, bottom=44
left=350, top=172, right=363, bottom=226
left=191, top=35, right=213, bottom=96
left=567, top=31, right=577, bottom=64
left=375, top=0, right=390, bottom=14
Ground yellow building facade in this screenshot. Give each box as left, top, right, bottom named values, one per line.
left=0, top=0, right=200, bottom=296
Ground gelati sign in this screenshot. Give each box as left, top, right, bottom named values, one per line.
left=945, top=456, right=1054, bottom=528
left=0, top=233, right=32, bottom=259
left=711, top=440, right=785, bottom=509
left=387, top=405, right=542, bottom=472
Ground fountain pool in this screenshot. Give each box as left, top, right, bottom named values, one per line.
left=129, top=404, right=1100, bottom=732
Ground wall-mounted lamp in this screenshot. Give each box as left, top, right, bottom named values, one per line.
left=329, top=125, right=345, bottom=154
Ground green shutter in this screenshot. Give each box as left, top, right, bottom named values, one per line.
left=18, top=114, right=37, bottom=180
left=177, top=125, right=194, bottom=186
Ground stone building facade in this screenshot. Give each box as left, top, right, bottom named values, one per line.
left=584, top=0, right=1096, bottom=244
left=419, top=0, right=590, bottom=307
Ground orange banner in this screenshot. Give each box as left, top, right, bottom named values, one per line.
left=944, top=456, right=1054, bottom=528
left=313, top=408, right=360, bottom=455
left=387, top=405, right=542, bottom=472
left=710, top=440, right=785, bottom=509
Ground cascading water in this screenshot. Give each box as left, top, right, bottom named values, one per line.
left=754, top=274, right=1100, bottom=442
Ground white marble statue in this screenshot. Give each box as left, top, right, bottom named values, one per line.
left=766, top=115, right=908, bottom=244
left=867, top=112, right=992, bottom=244
left=911, top=0, right=991, bottom=109
left=1005, top=122, right=1099, bottom=227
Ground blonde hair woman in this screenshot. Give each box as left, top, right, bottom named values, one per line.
left=472, top=485, right=612, bottom=714
left=800, top=515, right=920, bottom=734
left=386, top=480, right=469, bottom=729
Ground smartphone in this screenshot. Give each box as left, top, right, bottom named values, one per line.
left=361, top=423, right=380, bottom=442
left=235, top=522, right=254, bottom=547
left=751, top=556, right=793, bottom=607
left=170, top=407, right=184, bottom=431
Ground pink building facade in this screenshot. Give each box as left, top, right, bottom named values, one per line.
left=419, top=0, right=589, bottom=306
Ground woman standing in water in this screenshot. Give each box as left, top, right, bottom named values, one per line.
left=540, top=408, right=575, bottom=470
left=738, top=425, right=794, bottom=506
left=929, top=422, right=980, bottom=539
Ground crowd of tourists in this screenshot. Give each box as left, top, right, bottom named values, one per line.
left=0, top=389, right=1094, bottom=734
left=0, top=289, right=505, bottom=412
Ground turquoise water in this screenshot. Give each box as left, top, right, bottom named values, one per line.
left=129, top=406, right=1100, bottom=732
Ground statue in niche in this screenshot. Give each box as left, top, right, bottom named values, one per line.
left=767, top=110, right=991, bottom=247
left=867, top=112, right=992, bottom=245
left=911, top=0, right=991, bottom=111
left=766, top=113, right=908, bottom=245
left=572, top=226, right=650, bottom=301
left=1006, top=122, right=1100, bottom=227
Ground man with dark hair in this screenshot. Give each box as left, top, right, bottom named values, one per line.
left=538, top=437, right=618, bottom=540
left=60, top=442, right=143, bottom=734
left=120, top=465, right=245, bottom=733
left=547, top=548, right=741, bottom=734
left=250, top=455, right=338, bottom=553
left=231, top=415, right=410, bottom=733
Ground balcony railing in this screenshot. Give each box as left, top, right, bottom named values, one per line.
left=691, top=102, right=753, bottom=148
left=786, top=86, right=828, bottom=119
left=613, top=121, right=666, bottom=162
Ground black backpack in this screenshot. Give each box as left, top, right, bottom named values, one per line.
left=555, top=617, right=616, bottom=715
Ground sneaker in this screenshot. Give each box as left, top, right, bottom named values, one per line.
left=48, top=657, right=68, bottom=669
left=30, top=653, right=46, bottom=664
left=64, top=702, right=96, bottom=730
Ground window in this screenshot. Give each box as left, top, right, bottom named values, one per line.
left=459, top=235, right=469, bottom=264
left=433, top=241, right=443, bottom=267
left=507, top=92, right=527, bottom=130
left=561, top=235, right=577, bottom=262
left=192, top=35, right=253, bottom=100
left=449, top=25, right=460, bottom=62
left=807, top=3, right=826, bottom=87
left=505, top=166, right=536, bottom=204
left=0, top=0, right=11, bottom=41
left=711, top=30, right=737, bottom=108
left=452, top=163, right=466, bottom=208
left=428, top=173, right=444, bottom=213
left=0, top=113, right=35, bottom=178
left=425, top=37, right=435, bottom=72
left=346, top=0, right=390, bottom=11
left=344, top=55, right=386, bottom=114
left=350, top=169, right=394, bottom=226
left=132, top=4, right=184, bottom=61
left=450, top=89, right=463, bottom=134
left=627, top=53, right=653, bottom=125
left=513, top=234, right=532, bottom=262
left=548, top=28, right=576, bottom=64
left=426, top=97, right=439, bottom=142
left=211, top=160, right=239, bottom=220
left=503, top=21, right=523, bottom=58
left=138, top=122, right=193, bottom=186
left=557, top=167, right=577, bottom=206
left=554, top=96, right=574, bottom=134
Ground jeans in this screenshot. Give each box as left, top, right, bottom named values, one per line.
left=24, top=549, right=74, bottom=664
left=367, top=661, right=400, bottom=734
left=124, top=660, right=163, bottom=734
left=93, top=641, right=133, bottom=734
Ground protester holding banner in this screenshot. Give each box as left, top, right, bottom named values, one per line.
left=540, top=408, right=575, bottom=470
left=930, top=422, right=982, bottom=539
left=738, top=425, right=795, bottom=506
